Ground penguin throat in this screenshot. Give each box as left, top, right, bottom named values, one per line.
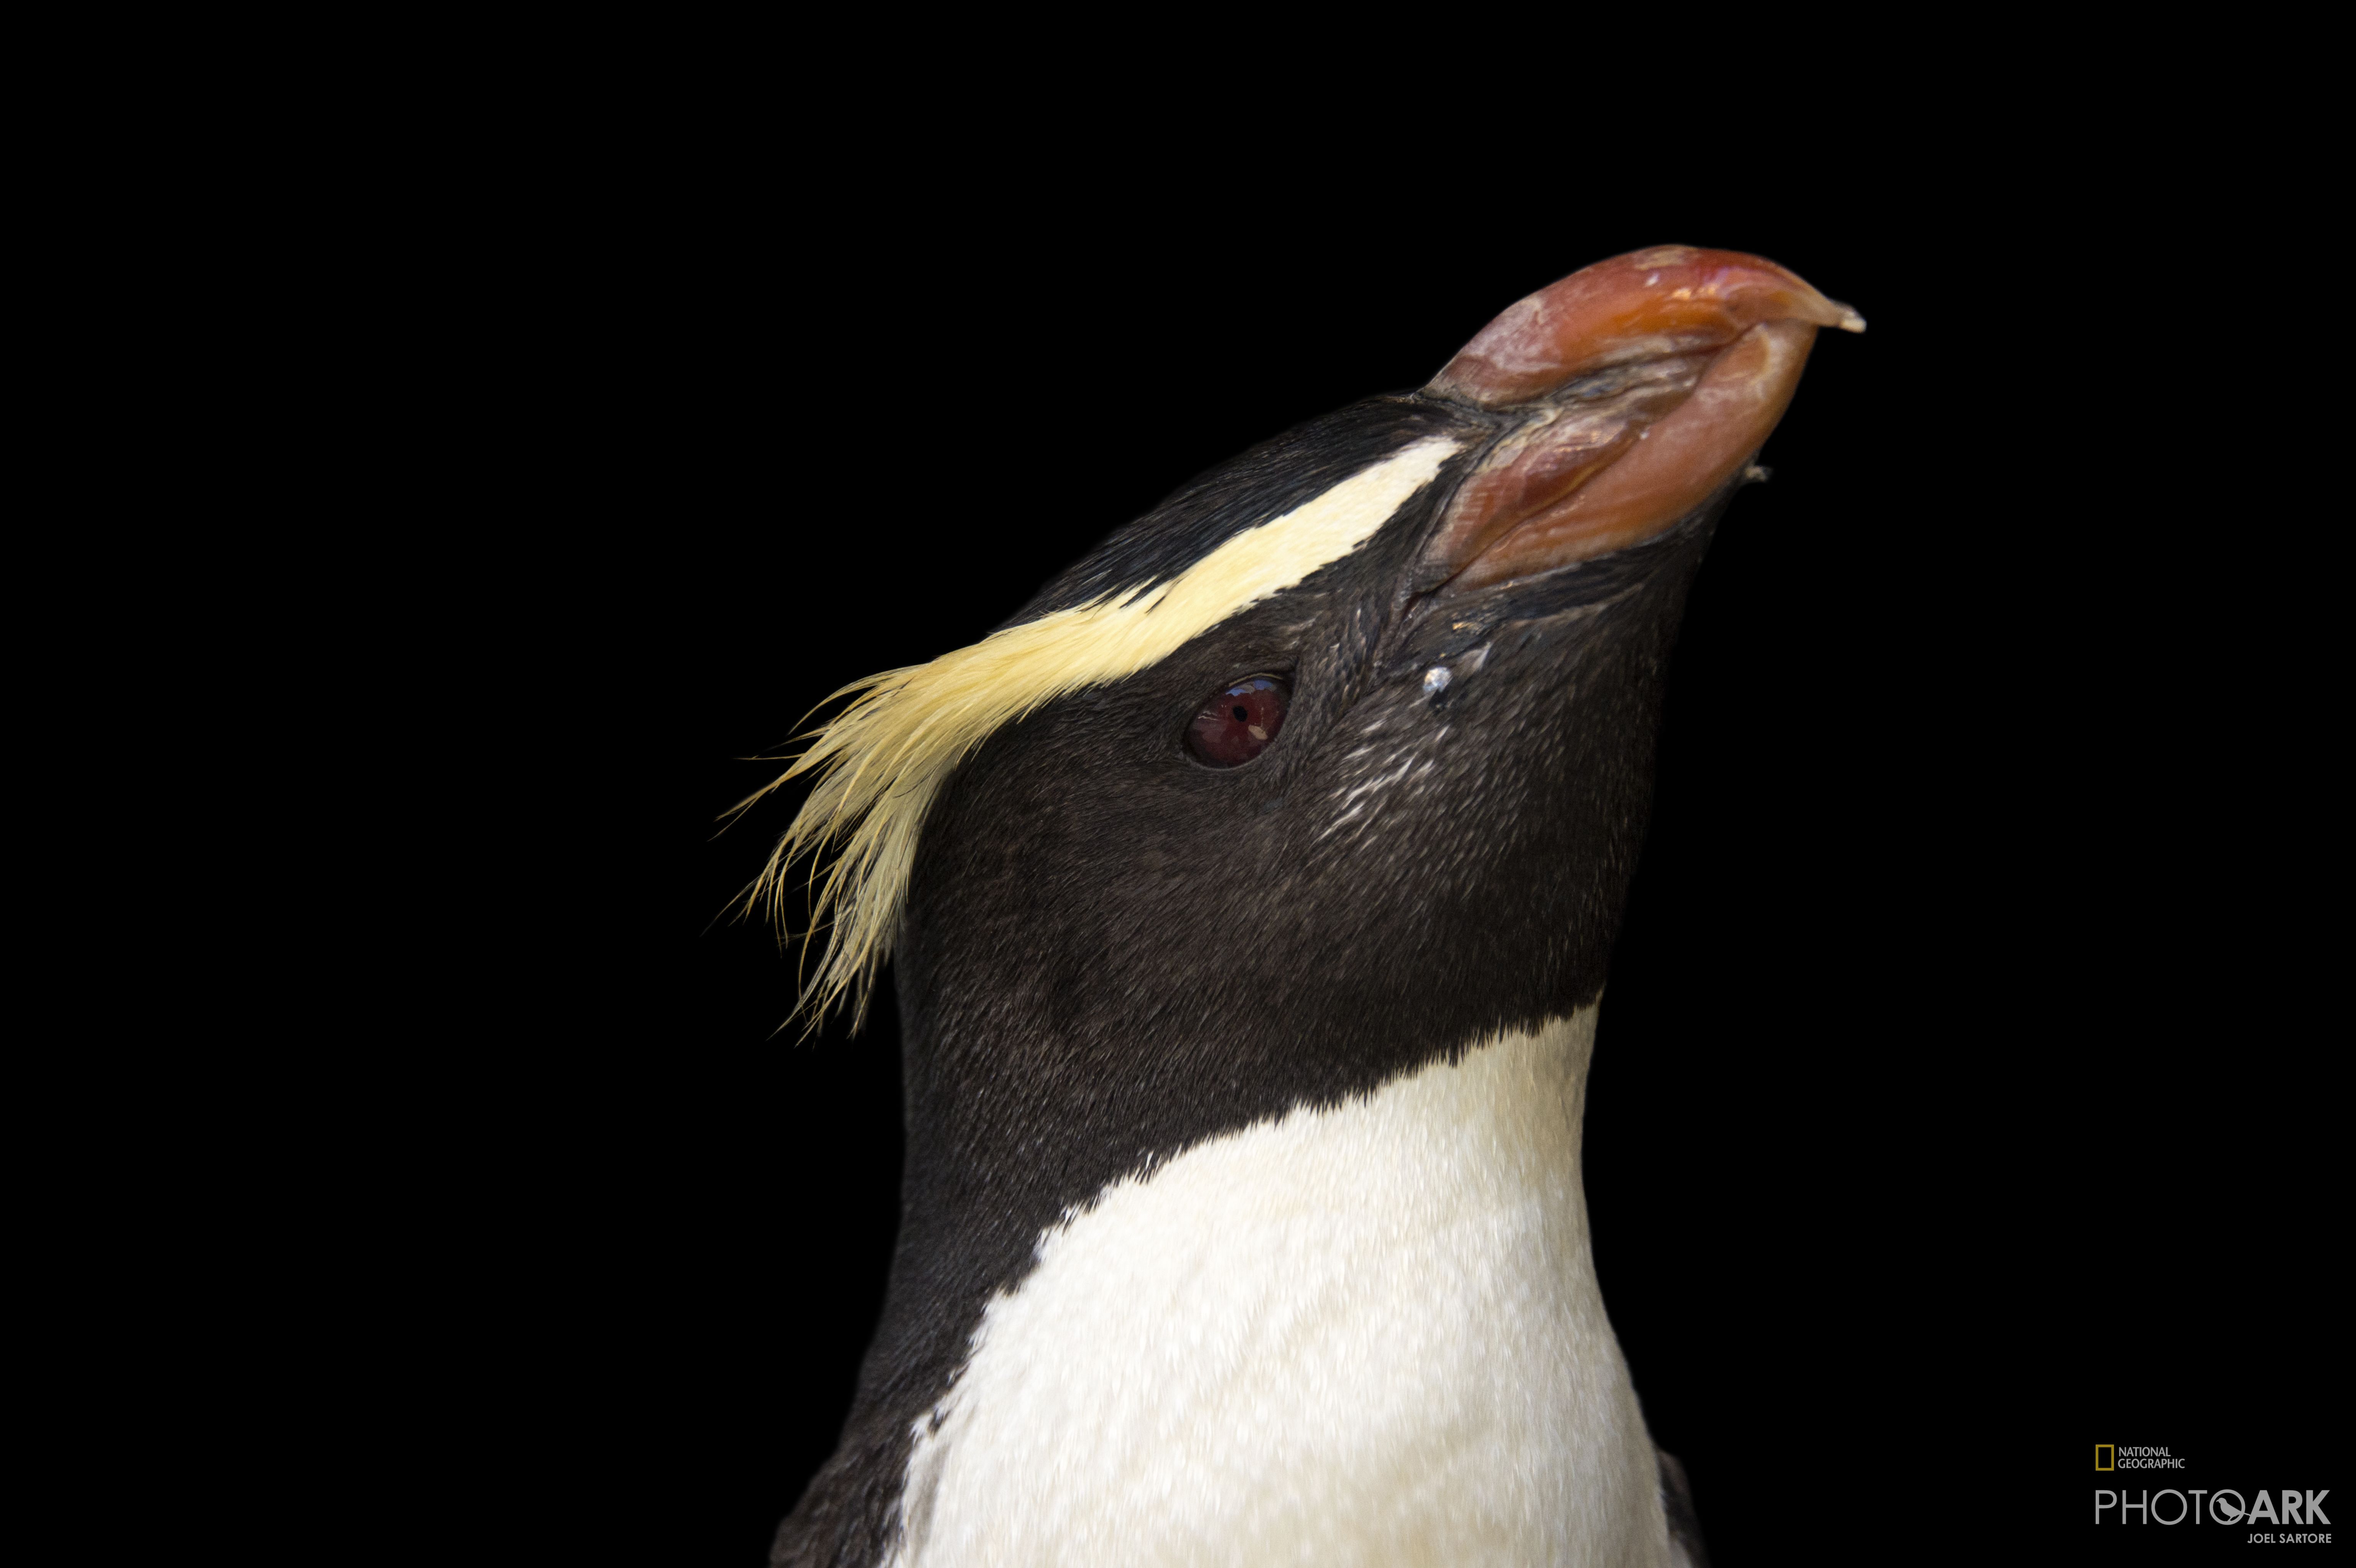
left=887, top=1007, right=1674, bottom=1567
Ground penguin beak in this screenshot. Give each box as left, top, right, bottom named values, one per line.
left=1417, top=247, right=1864, bottom=598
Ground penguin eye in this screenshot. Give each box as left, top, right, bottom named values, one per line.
left=1185, top=676, right=1289, bottom=767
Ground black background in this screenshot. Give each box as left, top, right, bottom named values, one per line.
left=408, top=105, right=2336, bottom=1565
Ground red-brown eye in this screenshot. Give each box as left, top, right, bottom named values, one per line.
left=1185, top=676, right=1289, bottom=767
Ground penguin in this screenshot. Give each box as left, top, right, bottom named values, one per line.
left=754, top=245, right=1864, bottom=1567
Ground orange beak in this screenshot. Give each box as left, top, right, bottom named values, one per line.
left=1420, top=246, right=1864, bottom=596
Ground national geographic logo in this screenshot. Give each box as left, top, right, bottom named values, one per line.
left=2098, top=1444, right=2182, bottom=1471
left=2093, top=1441, right=2331, bottom=1540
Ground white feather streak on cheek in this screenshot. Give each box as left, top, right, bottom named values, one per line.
left=1311, top=801, right=1367, bottom=843
left=1337, top=757, right=1417, bottom=811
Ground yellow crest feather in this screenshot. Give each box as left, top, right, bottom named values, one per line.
left=739, top=436, right=1463, bottom=1031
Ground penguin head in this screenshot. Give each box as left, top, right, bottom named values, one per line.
left=754, top=246, right=1861, bottom=1106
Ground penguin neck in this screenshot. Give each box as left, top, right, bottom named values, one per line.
left=898, top=1004, right=1606, bottom=1291
left=897, top=1005, right=1609, bottom=1318
left=883, top=1008, right=1663, bottom=1567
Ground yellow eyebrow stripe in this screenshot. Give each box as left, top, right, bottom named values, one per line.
left=736, top=435, right=1465, bottom=1030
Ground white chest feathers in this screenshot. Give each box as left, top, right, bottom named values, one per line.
left=888, top=1008, right=1675, bottom=1568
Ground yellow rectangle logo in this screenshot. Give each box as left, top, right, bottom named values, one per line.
left=2095, top=1445, right=2114, bottom=1471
